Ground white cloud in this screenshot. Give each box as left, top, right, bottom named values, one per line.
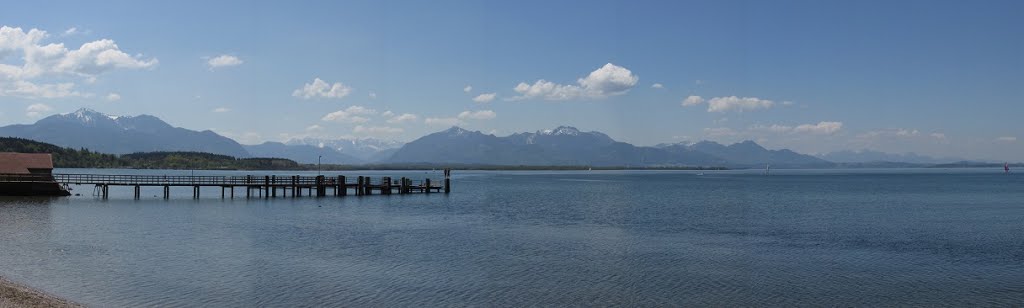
left=368, top=91, right=377, bottom=99
left=55, top=39, right=158, bottom=76
left=292, top=78, right=352, bottom=99
left=930, top=133, right=946, bottom=139
left=353, top=125, right=403, bottom=135
left=25, top=103, right=53, bottom=117
left=651, top=83, right=664, bottom=89
left=997, top=136, right=1017, bottom=142
left=749, top=121, right=843, bottom=135
left=105, top=92, right=120, bottom=101
left=793, top=121, right=843, bottom=135
left=425, top=117, right=461, bottom=126
left=463, top=85, right=472, bottom=93
left=212, top=107, right=230, bottom=113
left=681, top=95, right=704, bottom=106
left=305, top=124, right=323, bottom=131
left=472, top=93, right=496, bottom=103
left=321, top=105, right=377, bottom=123
left=895, top=129, right=920, bottom=137
left=386, top=113, right=418, bottom=124
left=707, top=96, right=774, bottom=112
left=0, top=26, right=156, bottom=99
left=458, top=110, right=496, bottom=120
left=2, top=81, right=83, bottom=98
left=510, top=63, right=638, bottom=101
left=62, top=27, right=79, bottom=36
left=381, top=110, right=394, bottom=117
left=207, top=55, right=243, bottom=69
left=751, top=124, right=793, bottom=133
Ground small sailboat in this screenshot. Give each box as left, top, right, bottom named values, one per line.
left=764, top=163, right=770, bottom=176
left=1006, top=162, right=1010, bottom=174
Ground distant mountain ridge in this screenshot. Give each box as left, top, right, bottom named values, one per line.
left=388, top=126, right=830, bottom=167
left=0, top=108, right=249, bottom=157
left=285, top=137, right=403, bottom=162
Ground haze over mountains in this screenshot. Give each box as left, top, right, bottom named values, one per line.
left=0, top=108, right=975, bottom=167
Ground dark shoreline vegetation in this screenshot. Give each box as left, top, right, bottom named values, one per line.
left=1, top=137, right=727, bottom=171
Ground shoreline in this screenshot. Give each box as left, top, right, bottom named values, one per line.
left=0, top=276, right=80, bottom=308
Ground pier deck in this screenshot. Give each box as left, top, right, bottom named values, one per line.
left=0, top=170, right=452, bottom=199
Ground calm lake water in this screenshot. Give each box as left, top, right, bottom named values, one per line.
left=1, top=168, right=1022, bottom=306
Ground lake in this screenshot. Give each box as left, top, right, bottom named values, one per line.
left=1, top=168, right=1022, bottom=306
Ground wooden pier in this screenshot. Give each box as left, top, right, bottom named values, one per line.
left=0, top=169, right=452, bottom=199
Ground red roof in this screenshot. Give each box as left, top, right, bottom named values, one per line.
left=0, top=153, right=54, bottom=174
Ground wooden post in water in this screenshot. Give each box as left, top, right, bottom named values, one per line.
left=339, top=175, right=347, bottom=196
left=230, top=186, right=234, bottom=199
left=425, top=178, right=431, bottom=194
left=316, top=175, right=324, bottom=197
left=383, top=177, right=391, bottom=195
left=221, top=186, right=225, bottom=199
left=444, top=169, right=451, bottom=194
left=358, top=176, right=365, bottom=196
left=289, top=176, right=295, bottom=197
left=134, top=185, right=140, bottom=199
left=271, top=175, right=277, bottom=198
left=264, top=176, right=270, bottom=198
left=163, top=185, right=169, bottom=199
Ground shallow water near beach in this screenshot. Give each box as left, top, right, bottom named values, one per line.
left=1, top=168, right=1023, bottom=306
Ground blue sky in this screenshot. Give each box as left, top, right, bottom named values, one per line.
left=1, top=0, right=1022, bottom=160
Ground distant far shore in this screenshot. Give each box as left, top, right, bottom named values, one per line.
left=0, top=276, right=80, bottom=308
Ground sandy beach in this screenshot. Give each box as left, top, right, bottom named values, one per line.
left=0, top=276, right=80, bottom=308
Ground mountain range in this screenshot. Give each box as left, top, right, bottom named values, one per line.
left=0, top=108, right=971, bottom=168
left=386, top=126, right=831, bottom=168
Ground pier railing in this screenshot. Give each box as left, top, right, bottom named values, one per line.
left=0, top=173, right=438, bottom=187
left=1, top=170, right=452, bottom=199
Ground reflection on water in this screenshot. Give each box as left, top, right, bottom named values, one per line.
left=1, top=169, right=1023, bottom=306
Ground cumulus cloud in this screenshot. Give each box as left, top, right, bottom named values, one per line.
left=681, top=95, right=704, bottom=106
left=457, top=110, right=496, bottom=120
left=651, top=83, right=664, bottom=89
left=425, top=117, right=461, bottom=126
left=930, top=133, right=946, bottom=139
left=793, top=121, right=843, bottom=135
left=354, top=125, right=403, bottom=135
left=510, top=63, right=638, bottom=101
left=386, top=113, right=418, bottom=124
left=305, top=124, right=323, bottom=132
left=750, top=121, right=843, bottom=135
left=212, top=107, right=230, bottom=113
left=368, top=91, right=377, bottom=99
left=683, top=95, right=777, bottom=112
left=895, top=129, right=920, bottom=137
left=472, top=93, right=496, bottom=103
left=381, top=110, right=394, bottom=117
left=321, top=105, right=377, bottom=123
left=0, top=26, right=157, bottom=99
left=105, top=92, right=120, bottom=101
left=997, top=136, right=1017, bottom=142
left=707, top=96, right=774, bottom=112
left=292, top=78, right=352, bottom=99
left=463, top=85, right=472, bottom=93
left=2, top=81, right=83, bottom=98
left=207, top=55, right=243, bottom=69
left=25, top=103, right=53, bottom=117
